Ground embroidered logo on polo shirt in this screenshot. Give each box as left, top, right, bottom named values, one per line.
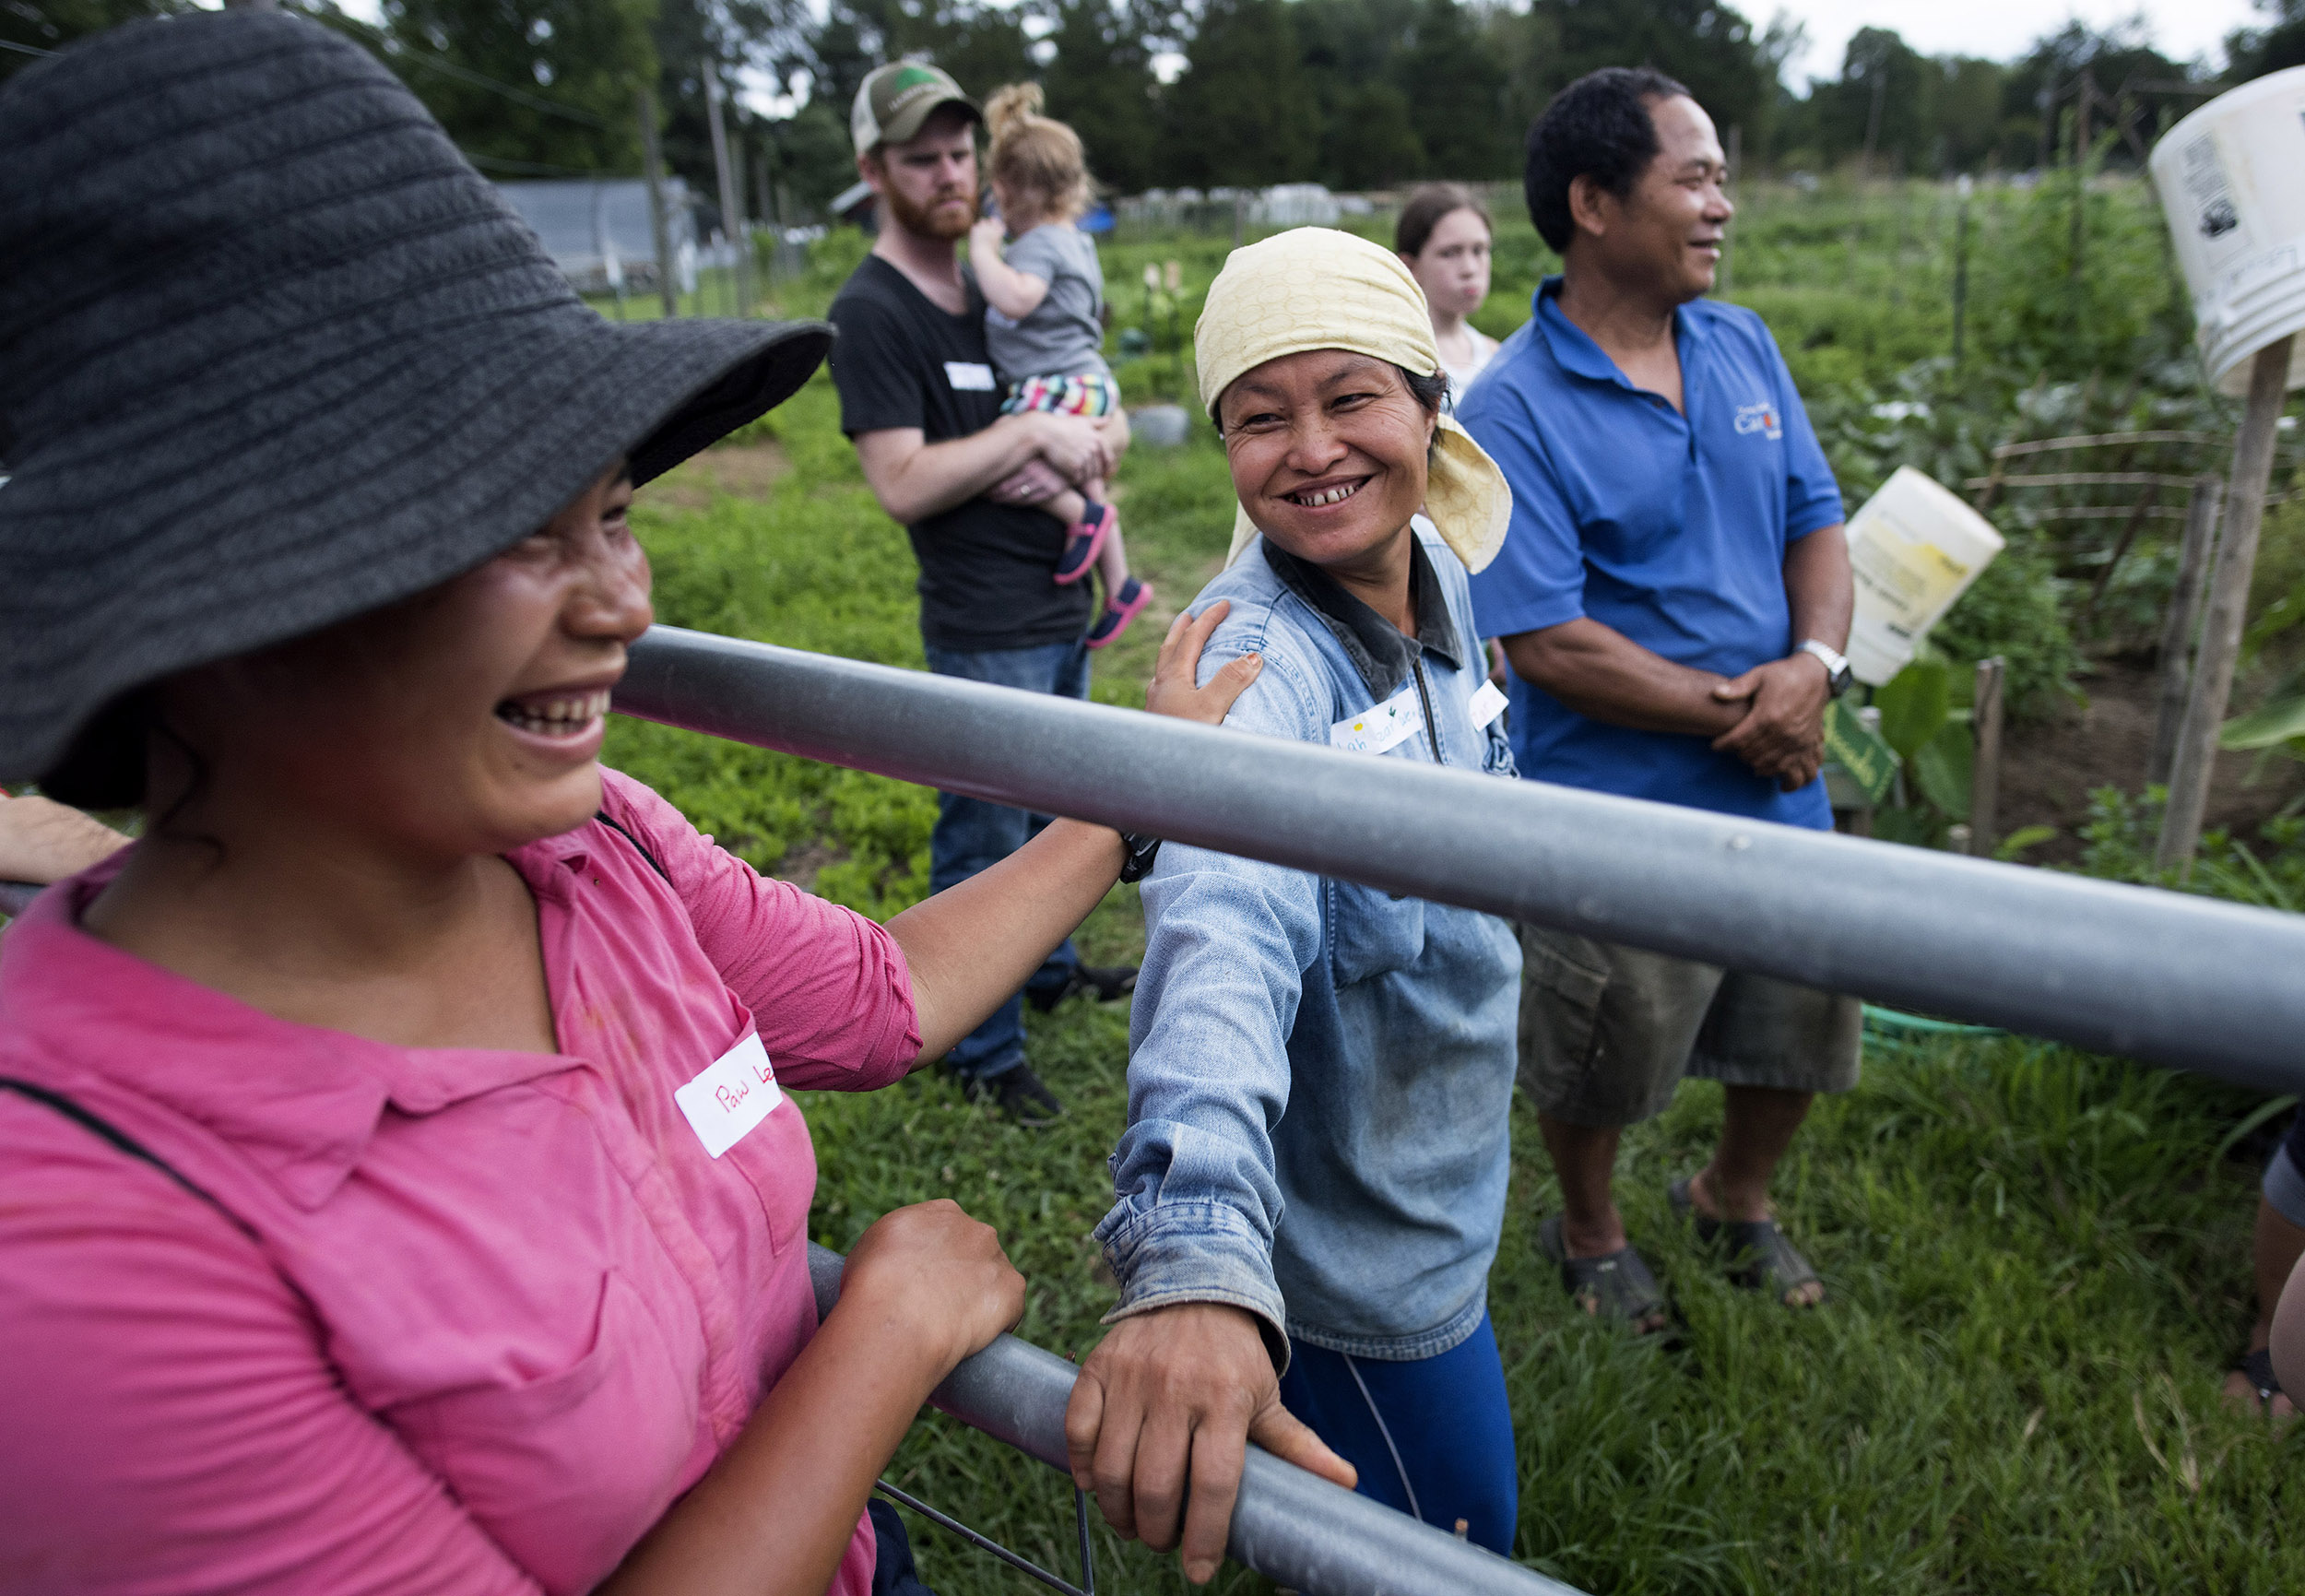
left=1733, top=401, right=1782, bottom=440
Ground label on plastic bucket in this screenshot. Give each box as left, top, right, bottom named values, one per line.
left=2172, top=135, right=2255, bottom=280
left=1851, top=523, right=1974, bottom=645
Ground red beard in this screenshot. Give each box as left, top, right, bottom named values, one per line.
left=884, top=181, right=975, bottom=242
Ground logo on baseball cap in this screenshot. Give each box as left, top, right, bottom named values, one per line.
left=852, top=61, right=981, bottom=157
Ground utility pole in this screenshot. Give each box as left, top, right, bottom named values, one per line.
left=638, top=85, right=677, bottom=319
left=1861, top=67, right=1886, bottom=182
left=702, top=59, right=752, bottom=319
left=2070, top=69, right=2094, bottom=280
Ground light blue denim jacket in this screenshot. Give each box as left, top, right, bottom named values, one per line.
left=1096, top=521, right=1522, bottom=1363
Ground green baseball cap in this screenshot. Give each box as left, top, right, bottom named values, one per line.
left=851, top=61, right=980, bottom=157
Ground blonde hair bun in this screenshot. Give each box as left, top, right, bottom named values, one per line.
left=983, top=80, right=1092, bottom=220
left=985, top=81, right=1046, bottom=142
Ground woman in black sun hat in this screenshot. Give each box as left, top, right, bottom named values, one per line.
left=0, top=13, right=1258, bottom=1594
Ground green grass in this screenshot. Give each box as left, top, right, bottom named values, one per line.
left=604, top=313, right=2305, bottom=1589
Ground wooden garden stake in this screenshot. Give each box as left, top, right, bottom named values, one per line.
left=2148, top=475, right=2224, bottom=788
left=1951, top=175, right=1972, bottom=370
left=2157, top=337, right=2293, bottom=874
left=1969, top=657, right=2004, bottom=857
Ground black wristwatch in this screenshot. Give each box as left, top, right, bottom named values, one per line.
left=1798, top=639, right=1854, bottom=699
left=1118, top=832, right=1164, bottom=883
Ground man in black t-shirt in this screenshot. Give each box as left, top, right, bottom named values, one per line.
left=829, top=63, right=1136, bottom=1126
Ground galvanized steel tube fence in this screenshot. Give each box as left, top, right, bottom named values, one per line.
left=805, top=1244, right=1589, bottom=1596
left=619, top=624, right=2305, bottom=1094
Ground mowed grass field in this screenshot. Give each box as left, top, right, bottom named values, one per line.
left=602, top=195, right=2304, bottom=1592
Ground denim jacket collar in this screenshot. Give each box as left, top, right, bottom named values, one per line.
left=1259, top=533, right=1462, bottom=701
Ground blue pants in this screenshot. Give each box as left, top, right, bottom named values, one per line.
left=2264, top=1109, right=2305, bottom=1227
left=922, top=639, right=1090, bottom=1083
left=1276, top=1313, right=1519, bottom=1555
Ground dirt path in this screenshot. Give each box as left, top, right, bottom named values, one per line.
left=640, top=439, right=791, bottom=511
left=1996, top=658, right=2302, bottom=864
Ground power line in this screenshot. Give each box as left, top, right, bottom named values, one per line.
left=8, top=21, right=615, bottom=135
left=377, top=38, right=615, bottom=128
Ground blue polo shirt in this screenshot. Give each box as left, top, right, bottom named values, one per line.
left=1460, top=278, right=1844, bottom=829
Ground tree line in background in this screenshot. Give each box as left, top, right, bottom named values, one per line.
left=8, top=0, right=2305, bottom=224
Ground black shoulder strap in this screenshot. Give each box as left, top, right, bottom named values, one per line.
left=593, top=809, right=672, bottom=885
left=0, top=1076, right=257, bottom=1240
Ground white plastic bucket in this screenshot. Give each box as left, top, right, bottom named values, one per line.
left=2150, top=65, right=2305, bottom=396
left=1844, top=467, right=2006, bottom=686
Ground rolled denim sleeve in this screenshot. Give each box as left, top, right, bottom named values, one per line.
left=1095, top=609, right=1329, bottom=1360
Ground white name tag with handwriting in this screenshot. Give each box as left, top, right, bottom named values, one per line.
left=944, top=361, right=998, bottom=392
left=674, top=1031, right=782, bottom=1158
left=1468, top=679, right=1509, bottom=729
left=1330, top=683, right=1424, bottom=755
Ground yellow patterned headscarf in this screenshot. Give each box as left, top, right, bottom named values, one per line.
left=1194, top=227, right=1511, bottom=573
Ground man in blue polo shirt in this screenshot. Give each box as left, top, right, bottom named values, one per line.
left=1462, top=67, right=1860, bottom=1330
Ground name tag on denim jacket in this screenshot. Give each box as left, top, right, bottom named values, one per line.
left=1330, top=683, right=1424, bottom=754
left=674, top=1030, right=783, bottom=1157
left=1467, top=679, right=1508, bottom=729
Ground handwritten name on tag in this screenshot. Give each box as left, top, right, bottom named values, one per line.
left=1330, top=683, right=1424, bottom=755
left=943, top=361, right=998, bottom=392
left=674, top=1031, right=783, bottom=1158
left=1468, top=679, right=1508, bottom=729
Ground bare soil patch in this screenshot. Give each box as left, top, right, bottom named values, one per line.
left=640, top=440, right=792, bottom=512
left=1996, top=658, right=2302, bottom=864
left=770, top=837, right=844, bottom=893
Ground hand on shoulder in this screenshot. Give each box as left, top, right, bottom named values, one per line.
left=1144, top=601, right=1262, bottom=727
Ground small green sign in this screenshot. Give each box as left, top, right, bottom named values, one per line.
left=1823, top=698, right=1898, bottom=807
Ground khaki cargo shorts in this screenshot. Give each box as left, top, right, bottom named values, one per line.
left=1517, top=923, right=1862, bottom=1129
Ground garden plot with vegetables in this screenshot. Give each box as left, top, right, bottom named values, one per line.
left=608, top=178, right=2305, bottom=1593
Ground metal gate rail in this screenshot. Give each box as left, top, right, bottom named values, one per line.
left=619, top=625, right=2305, bottom=1094
left=807, top=1245, right=1588, bottom=1596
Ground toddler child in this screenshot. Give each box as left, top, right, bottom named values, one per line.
left=969, top=82, right=1152, bottom=648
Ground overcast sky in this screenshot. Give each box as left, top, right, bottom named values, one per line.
left=1770, top=1, right=2262, bottom=86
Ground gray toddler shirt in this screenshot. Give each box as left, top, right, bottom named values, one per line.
left=985, top=222, right=1111, bottom=383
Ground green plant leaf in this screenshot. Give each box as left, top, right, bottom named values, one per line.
left=2221, top=689, right=2305, bottom=751
left=1874, top=658, right=1952, bottom=759
left=1873, top=804, right=1941, bottom=847
left=1993, top=824, right=2059, bottom=862
left=1911, top=717, right=1975, bottom=819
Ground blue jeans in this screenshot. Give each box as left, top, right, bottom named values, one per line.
left=1276, top=1313, right=1519, bottom=1554
left=923, top=640, right=1089, bottom=1083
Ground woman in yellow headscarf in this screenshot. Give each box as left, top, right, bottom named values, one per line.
left=1065, top=229, right=1529, bottom=1580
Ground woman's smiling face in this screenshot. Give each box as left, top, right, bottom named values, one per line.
left=157, top=460, right=654, bottom=863
left=1216, top=350, right=1436, bottom=574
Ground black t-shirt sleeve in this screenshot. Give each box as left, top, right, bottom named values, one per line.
left=828, top=290, right=926, bottom=437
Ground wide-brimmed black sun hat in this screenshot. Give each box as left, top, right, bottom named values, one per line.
left=0, top=10, right=833, bottom=786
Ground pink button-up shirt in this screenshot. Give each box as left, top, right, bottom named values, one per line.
left=0, top=770, right=920, bottom=1594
